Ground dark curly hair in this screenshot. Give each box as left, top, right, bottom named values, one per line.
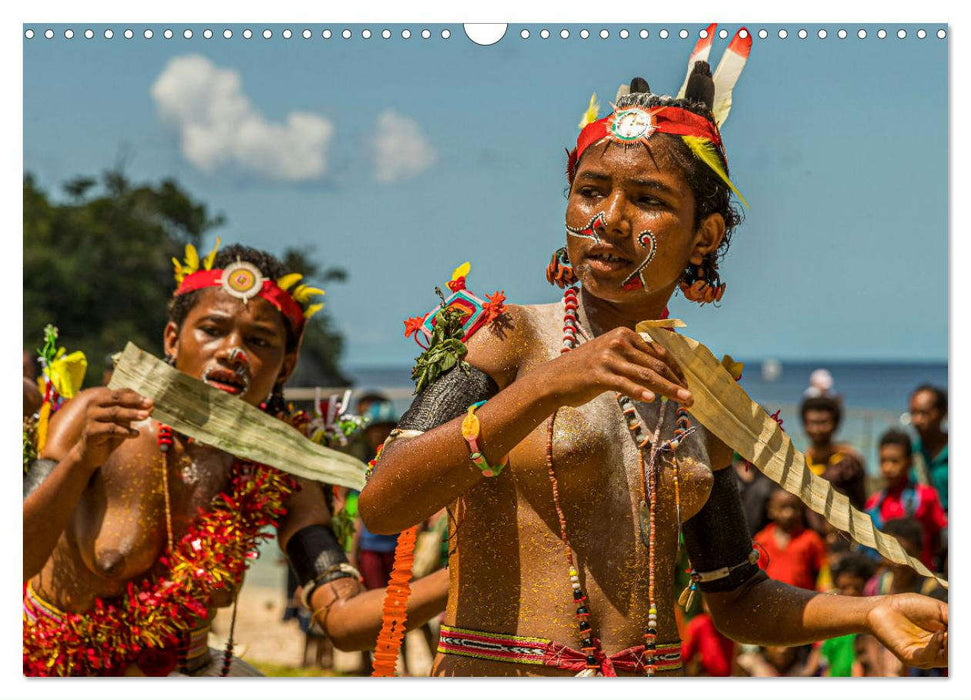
left=832, top=552, right=877, bottom=584
left=570, top=90, right=744, bottom=291
left=168, top=243, right=300, bottom=352
left=882, top=517, right=924, bottom=550
left=913, top=384, right=948, bottom=413
left=799, top=395, right=843, bottom=427
left=879, top=428, right=913, bottom=458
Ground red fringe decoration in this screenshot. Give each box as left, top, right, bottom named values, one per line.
left=371, top=525, right=419, bottom=677
left=23, top=462, right=295, bottom=676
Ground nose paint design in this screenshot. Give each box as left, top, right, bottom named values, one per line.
left=621, top=230, right=657, bottom=291
left=566, top=212, right=607, bottom=243
left=228, top=346, right=250, bottom=367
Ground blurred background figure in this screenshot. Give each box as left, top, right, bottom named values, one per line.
left=23, top=377, right=42, bottom=418
left=799, top=395, right=867, bottom=533
left=860, top=517, right=947, bottom=677
left=908, top=385, right=948, bottom=511
left=753, top=489, right=826, bottom=592
left=865, top=431, right=946, bottom=570
left=23, top=350, right=42, bottom=417
left=737, top=644, right=806, bottom=677
left=681, top=600, right=735, bottom=677
left=803, top=368, right=835, bottom=399
left=732, top=453, right=774, bottom=538
left=802, top=553, right=878, bottom=677
left=351, top=396, right=401, bottom=674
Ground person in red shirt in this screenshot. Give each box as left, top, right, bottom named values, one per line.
left=865, top=430, right=946, bottom=569
left=754, top=489, right=827, bottom=590
left=682, top=601, right=735, bottom=676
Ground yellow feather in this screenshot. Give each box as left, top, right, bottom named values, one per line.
left=303, top=303, right=324, bottom=319
left=294, top=286, right=326, bottom=304
left=202, top=237, right=221, bottom=270
left=172, top=258, right=184, bottom=282
left=682, top=136, right=749, bottom=208
left=451, top=262, right=471, bottom=281
left=578, top=93, right=600, bottom=129
left=183, top=244, right=200, bottom=273
left=276, top=273, right=303, bottom=291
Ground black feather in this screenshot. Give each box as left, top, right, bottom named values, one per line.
left=684, top=60, right=715, bottom=109
left=629, top=76, right=650, bottom=94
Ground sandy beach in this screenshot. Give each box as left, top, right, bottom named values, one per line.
left=210, top=581, right=436, bottom=677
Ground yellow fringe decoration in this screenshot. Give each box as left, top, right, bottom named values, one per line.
left=202, top=237, right=221, bottom=270
left=303, top=303, right=325, bottom=320
left=276, top=273, right=303, bottom=291
left=36, top=401, right=51, bottom=453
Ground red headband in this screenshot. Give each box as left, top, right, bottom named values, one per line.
left=567, top=105, right=724, bottom=183
left=175, top=266, right=307, bottom=337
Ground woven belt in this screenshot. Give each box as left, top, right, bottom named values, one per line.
left=438, top=623, right=682, bottom=676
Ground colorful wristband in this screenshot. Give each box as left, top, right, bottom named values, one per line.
left=461, top=400, right=505, bottom=477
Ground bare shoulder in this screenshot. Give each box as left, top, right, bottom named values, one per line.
left=465, top=303, right=548, bottom=389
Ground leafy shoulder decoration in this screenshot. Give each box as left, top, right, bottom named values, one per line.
left=402, top=263, right=507, bottom=394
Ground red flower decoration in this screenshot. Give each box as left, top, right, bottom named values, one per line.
left=403, top=315, right=426, bottom=339
left=483, top=291, right=507, bottom=324
left=446, top=276, right=467, bottom=293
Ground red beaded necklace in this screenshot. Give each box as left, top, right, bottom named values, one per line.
left=547, top=285, right=691, bottom=677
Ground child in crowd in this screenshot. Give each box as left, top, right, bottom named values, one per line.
left=753, top=489, right=827, bottom=591
left=802, top=554, right=878, bottom=676
left=862, top=517, right=947, bottom=677
left=681, top=600, right=735, bottom=677
left=865, top=430, right=947, bottom=570
left=864, top=518, right=947, bottom=601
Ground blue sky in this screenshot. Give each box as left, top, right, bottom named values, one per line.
left=23, top=23, right=948, bottom=366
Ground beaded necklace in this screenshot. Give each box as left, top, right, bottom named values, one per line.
left=548, top=285, right=691, bottom=677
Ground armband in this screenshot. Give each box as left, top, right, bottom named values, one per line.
left=682, top=467, right=762, bottom=592
left=397, top=365, right=499, bottom=432
left=285, top=524, right=356, bottom=607
left=23, top=458, right=57, bottom=500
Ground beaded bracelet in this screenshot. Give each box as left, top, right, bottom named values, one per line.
left=461, top=400, right=505, bottom=477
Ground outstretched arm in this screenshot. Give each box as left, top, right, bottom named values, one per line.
left=706, top=576, right=947, bottom=669
left=686, top=462, right=947, bottom=670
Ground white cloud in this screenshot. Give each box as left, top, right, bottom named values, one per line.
left=151, top=55, right=333, bottom=182
left=372, top=110, right=436, bottom=183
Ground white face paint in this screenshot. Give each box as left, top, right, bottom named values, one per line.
left=566, top=211, right=607, bottom=244
left=621, top=230, right=657, bottom=291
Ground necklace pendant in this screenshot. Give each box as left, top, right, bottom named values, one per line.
left=180, top=459, right=200, bottom=485
left=638, top=499, right=652, bottom=549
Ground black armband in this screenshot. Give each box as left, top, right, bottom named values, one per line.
left=23, top=459, right=58, bottom=500
left=682, top=467, right=762, bottom=592
left=285, top=524, right=351, bottom=589
left=397, top=365, right=500, bottom=432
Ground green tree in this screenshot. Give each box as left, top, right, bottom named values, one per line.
left=24, top=171, right=349, bottom=387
